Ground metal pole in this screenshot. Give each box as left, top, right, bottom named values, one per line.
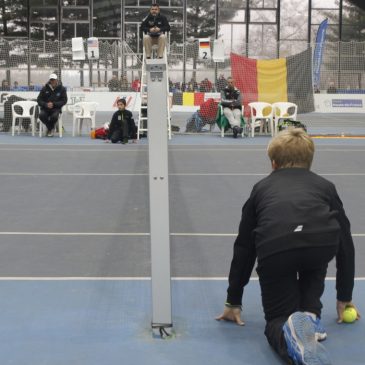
left=182, top=0, right=187, bottom=85
left=338, top=0, right=343, bottom=88
left=27, top=0, right=31, bottom=87
left=245, top=0, right=250, bottom=57
left=277, top=0, right=281, bottom=58
left=214, top=0, right=219, bottom=86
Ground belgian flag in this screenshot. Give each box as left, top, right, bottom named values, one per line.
left=231, top=48, right=314, bottom=115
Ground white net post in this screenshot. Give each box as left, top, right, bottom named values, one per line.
left=146, top=59, right=172, bottom=331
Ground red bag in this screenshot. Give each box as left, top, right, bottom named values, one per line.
left=199, top=98, right=219, bottom=121
left=91, top=126, right=108, bottom=139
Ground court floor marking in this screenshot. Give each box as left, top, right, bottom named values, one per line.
left=0, top=232, right=365, bottom=237
left=1, top=147, right=365, bottom=152
left=0, top=277, right=363, bottom=281
left=1, top=172, right=365, bottom=177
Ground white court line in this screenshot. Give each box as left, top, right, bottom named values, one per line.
left=1, top=172, right=365, bottom=177
left=0, top=232, right=365, bottom=237
left=0, top=277, right=363, bottom=281
left=1, top=147, right=365, bottom=152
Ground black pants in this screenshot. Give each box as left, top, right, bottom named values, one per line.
left=39, top=109, right=61, bottom=131
left=256, top=246, right=338, bottom=364
left=110, top=121, right=129, bottom=143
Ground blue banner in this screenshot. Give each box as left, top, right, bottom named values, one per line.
left=313, top=19, right=328, bottom=90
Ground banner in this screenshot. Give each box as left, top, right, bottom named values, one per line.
left=87, top=37, right=99, bottom=60
left=313, top=19, right=328, bottom=89
left=231, top=48, right=314, bottom=114
left=199, top=39, right=211, bottom=60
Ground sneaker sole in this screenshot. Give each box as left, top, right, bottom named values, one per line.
left=286, top=313, right=331, bottom=365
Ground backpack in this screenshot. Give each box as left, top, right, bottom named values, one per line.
left=278, top=119, right=307, bottom=132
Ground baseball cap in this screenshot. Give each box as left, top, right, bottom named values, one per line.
left=49, top=73, right=58, bottom=80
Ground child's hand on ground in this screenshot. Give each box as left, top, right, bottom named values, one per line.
left=336, top=300, right=361, bottom=323
left=215, top=306, right=245, bottom=326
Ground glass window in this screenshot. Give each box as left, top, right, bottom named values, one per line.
left=32, top=0, right=58, bottom=5
left=126, top=23, right=139, bottom=52
left=140, top=0, right=153, bottom=5
left=158, top=0, right=170, bottom=6
left=62, top=7, right=89, bottom=22
left=62, top=23, right=76, bottom=40
left=93, top=0, right=121, bottom=37
left=248, top=23, right=277, bottom=58
left=125, top=9, right=145, bottom=22
left=219, top=9, right=245, bottom=23
left=280, top=0, right=308, bottom=40
left=219, top=0, right=246, bottom=8
left=171, top=0, right=183, bottom=5
left=312, top=0, right=338, bottom=8
left=312, top=9, right=339, bottom=24
left=125, top=0, right=138, bottom=5
left=250, top=0, right=277, bottom=7
left=162, top=9, right=183, bottom=23
left=170, top=24, right=183, bottom=44
left=187, top=0, right=216, bottom=38
left=250, top=9, right=276, bottom=23
left=30, top=7, right=58, bottom=22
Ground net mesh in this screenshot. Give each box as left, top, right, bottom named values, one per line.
left=0, top=39, right=364, bottom=135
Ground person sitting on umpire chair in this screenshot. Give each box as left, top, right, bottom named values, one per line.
left=140, top=3, right=170, bottom=59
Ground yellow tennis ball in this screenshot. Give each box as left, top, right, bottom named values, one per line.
left=343, top=307, right=357, bottom=323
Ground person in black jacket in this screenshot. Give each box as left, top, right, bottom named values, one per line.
left=216, top=128, right=359, bottom=365
left=106, top=98, right=135, bottom=144
left=140, top=3, right=170, bottom=59
left=37, top=73, right=68, bottom=137
left=220, top=77, right=243, bottom=138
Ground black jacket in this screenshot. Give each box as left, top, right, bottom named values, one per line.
left=140, top=13, right=171, bottom=35
left=221, top=87, right=242, bottom=110
left=37, top=82, right=68, bottom=111
left=108, top=109, right=135, bottom=138
left=227, top=168, right=355, bottom=305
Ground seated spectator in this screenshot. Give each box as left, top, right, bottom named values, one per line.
left=12, top=81, right=21, bottom=91
left=37, top=73, right=68, bottom=137
left=220, top=76, right=243, bottom=138
left=327, top=81, right=337, bottom=94
left=200, top=78, right=213, bottom=92
left=186, top=78, right=198, bottom=92
left=28, top=82, right=35, bottom=91
left=1, top=79, right=10, bottom=91
left=216, top=74, right=228, bottom=92
left=120, top=75, right=130, bottom=91
left=106, top=98, right=136, bottom=144
left=131, top=77, right=141, bottom=92
left=108, top=75, right=120, bottom=92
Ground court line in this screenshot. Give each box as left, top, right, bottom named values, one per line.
left=0, top=277, right=363, bottom=281
left=1, top=147, right=365, bottom=152
left=0, top=232, right=365, bottom=237
left=1, top=172, right=365, bottom=177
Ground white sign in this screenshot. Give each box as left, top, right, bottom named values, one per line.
left=87, top=37, right=99, bottom=60
left=199, top=38, right=211, bottom=60
left=71, top=37, right=85, bottom=61
left=213, top=38, right=225, bottom=62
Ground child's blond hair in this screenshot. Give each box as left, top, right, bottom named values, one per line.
left=267, top=128, right=314, bottom=169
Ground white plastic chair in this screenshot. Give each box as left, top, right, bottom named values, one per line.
left=72, top=102, right=98, bottom=136
left=219, top=104, right=245, bottom=138
left=39, top=113, right=63, bottom=138
left=272, top=102, right=298, bottom=136
left=11, top=100, right=38, bottom=136
left=248, top=102, right=273, bottom=137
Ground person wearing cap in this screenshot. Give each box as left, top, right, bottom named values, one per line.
left=37, top=73, right=68, bottom=137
